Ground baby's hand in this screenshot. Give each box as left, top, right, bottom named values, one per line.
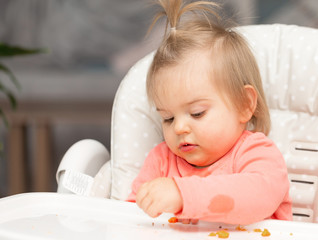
left=136, top=177, right=183, bottom=218
left=169, top=217, right=199, bottom=224
left=180, top=218, right=199, bottom=224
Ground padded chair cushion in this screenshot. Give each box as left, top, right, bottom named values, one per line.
left=103, top=24, right=318, bottom=221
left=110, top=51, right=162, bottom=200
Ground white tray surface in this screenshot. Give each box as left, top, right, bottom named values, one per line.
left=0, top=193, right=318, bottom=240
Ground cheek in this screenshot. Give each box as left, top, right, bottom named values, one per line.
left=162, top=127, right=180, bottom=155
left=195, top=119, right=219, bottom=137
left=162, top=126, right=174, bottom=144
left=214, top=110, right=240, bottom=132
left=194, top=117, right=229, bottom=146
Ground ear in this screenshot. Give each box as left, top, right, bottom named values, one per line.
left=239, top=85, right=257, bottom=123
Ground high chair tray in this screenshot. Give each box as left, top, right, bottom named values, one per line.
left=0, top=193, right=317, bottom=240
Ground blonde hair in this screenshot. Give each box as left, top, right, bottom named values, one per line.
left=146, top=0, right=271, bottom=135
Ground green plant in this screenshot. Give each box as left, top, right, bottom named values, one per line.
left=0, top=43, right=44, bottom=126
left=0, top=43, right=44, bottom=152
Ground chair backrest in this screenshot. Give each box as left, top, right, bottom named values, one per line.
left=110, top=24, right=318, bottom=223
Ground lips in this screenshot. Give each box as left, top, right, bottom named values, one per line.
left=179, top=143, right=197, bottom=152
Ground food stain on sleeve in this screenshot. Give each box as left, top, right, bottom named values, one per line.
left=208, top=195, right=234, bottom=213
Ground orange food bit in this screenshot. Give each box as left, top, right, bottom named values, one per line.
left=208, top=230, right=229, bottom=238
left=253, top=228, right=262, bottom=232
left=261, top=228, right=271, bottom=237
left=168, top=217, right=178, bottom=223
left=236, top=225, right=247, bottom=231
left=216, top=230, right=230, bottom=239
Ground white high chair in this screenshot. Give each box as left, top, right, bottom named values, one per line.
left=56, top=24, right=318, bottom=223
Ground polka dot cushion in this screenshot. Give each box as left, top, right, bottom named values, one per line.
left=240, top=25, right=318, bottom=222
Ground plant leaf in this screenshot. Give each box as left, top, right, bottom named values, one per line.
left=0, top=63, right=21, bottom=90
left=0, top=81, right=17, bottom=109
left=0, top=108, right=9, bottom=127
left=0, top=43, right=45, bottom=57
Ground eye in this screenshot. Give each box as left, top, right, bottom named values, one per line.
left=163, top=117, right=174, bottom=123
left=191, top=111, right=205, bottom=118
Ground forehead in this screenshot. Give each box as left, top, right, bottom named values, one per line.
left=154, top=52, right=218, bottom=106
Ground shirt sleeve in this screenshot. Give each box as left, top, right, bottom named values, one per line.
left=173, top=133, right=291, bottom=225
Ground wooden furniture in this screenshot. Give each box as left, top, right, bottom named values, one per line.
left=1, top=100, right=111, bottom=195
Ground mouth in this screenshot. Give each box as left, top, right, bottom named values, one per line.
left=179, top=143, right=197, bottom=152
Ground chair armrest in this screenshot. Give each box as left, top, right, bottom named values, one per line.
left=56, top=139, right=110, bottom=193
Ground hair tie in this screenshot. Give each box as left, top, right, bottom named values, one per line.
left=171, top=27, right=176, bottom=32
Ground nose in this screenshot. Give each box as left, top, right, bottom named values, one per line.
left=174, top=117, right=190, bottom=135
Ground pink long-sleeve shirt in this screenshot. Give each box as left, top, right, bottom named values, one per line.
left=127, top=131, right=292, bottom=225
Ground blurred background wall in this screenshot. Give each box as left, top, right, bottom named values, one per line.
left=0, top=0, right=317, bottom=197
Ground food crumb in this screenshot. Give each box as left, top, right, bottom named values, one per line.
left=168, top=217, right=178, bottom=223
left=217, top=230, right=230, bottom=238
left=261, top=228, right=271, bottom=237
left=208, top=230, right=230, bottom=238
left=209, top=232, right=217, bottom=237
left=152, top=222, right=154, bottom=226
left=235, top=225, right=247, bottom=231
left=253, top=228, right=262, bottom=232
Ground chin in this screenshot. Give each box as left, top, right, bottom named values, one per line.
left=186, top=159, right=207, bottom=167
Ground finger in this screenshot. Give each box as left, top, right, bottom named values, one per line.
left=181, top=219, right=190, bottom=224
left=138, top=193, right=153, bottom=214
left=135, top=183, right=149, bottom=207
left=147, top=206, right=162, bottom=218
left=136, top=183, right=161, bottom=218
left=144, top=196, right=163, bottom=218
left=191, top=219, right=199, bottom=225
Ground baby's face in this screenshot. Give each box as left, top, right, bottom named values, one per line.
left=154, top=52, right=246, bottom=167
